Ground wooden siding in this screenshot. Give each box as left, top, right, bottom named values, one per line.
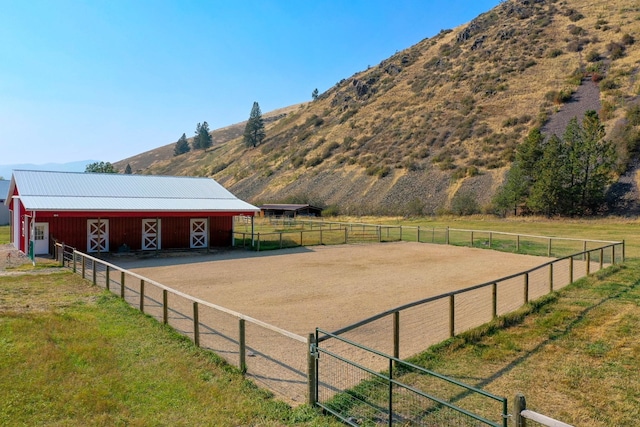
left=41, top=215, right=234, bottom=253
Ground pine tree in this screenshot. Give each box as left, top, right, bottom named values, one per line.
left=192, top=122, right=213, bottom=150
left=243, top=102, right=266, bottom=148
left=174, top=133, right=190, bottom=156
left=124, top=163, right=132, bottom=174
left=312, top=88, right=319, bottom=100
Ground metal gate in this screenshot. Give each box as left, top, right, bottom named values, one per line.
left=314, top=329, right=508, bottom=427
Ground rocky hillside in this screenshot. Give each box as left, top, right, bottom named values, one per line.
left=117, top=0, right=640, bottom=216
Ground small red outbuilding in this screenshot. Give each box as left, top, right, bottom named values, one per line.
left=4, top=170, right=259, bottom=255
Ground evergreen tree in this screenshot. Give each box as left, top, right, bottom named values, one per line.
left=193, top=122, right=213, bottom=150
left=124, top=163, right=132, bottom=174
left=492, top=161, right=528, bottom=216
left=85, top=161, right=116, bottom=173
left=174, top=133, right=190, bottom=156
left=243, top=102, right=266, bottom=148
left=528, top=135, right=566, bottom=216
left=311, top=88, right=319, bottom=101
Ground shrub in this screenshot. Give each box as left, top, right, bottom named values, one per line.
left=451, top=190, right=480, bottom=216
left=321, top=205, right=340, bottom=217
left=627, top=104, right=640, bottom=126
left=305, top=156, right=323, bottom=168
left=547, top=48, right=563, bottom=58
left=545, top=89, right=572, bottom=104
left=621, top=33, right=635, bottom=45
left=607, top=41, right=625, bottom=60
left=585, top=49, right=600, bottom=62
left=599, top=78, right=619, bottom=91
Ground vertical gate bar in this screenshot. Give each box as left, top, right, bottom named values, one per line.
left=492, top=283, right=497, bottom=318
left=73, top=252, right=77, bottom=273
left=388, top=359, right=393, bottom=427
left=82, top=257, right=86, bottom=279
left=308, top=333, right=316, bottom=405
left=163, top=289, right=168, bottom=324
left=393, top=311, right=400, bottom=364
left=193, top=302, right=200, bottom=347
left=239, top=319, right=246, bottom=373
left=139, top=280, right=145, bottom=313
left=449, top=295, right=455, bottom=337
left=120, top=271, right=125, bottom=298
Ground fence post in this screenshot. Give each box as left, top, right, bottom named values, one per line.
left=393, top=311, right=400, bottom=364
left=92, top=260, right=97, bottom=285
left=378, top=226, right=381, bottom=243
left=524, top=273, right=529, bottom=304
left=193, top=302, right=200, bottom=347
left=586, top=251, right=591, bottom=275
left=446, top=227, right=450, bottom=245
left=492, top=283, right=497, bottom=318
left=257, top=233, right=260, bottom=252
left=599, top=248, right=604, bottom=270
left=612, top=245, right=616, bottom=265
left=163, top=289, right=168, bottom=324
left=280, top=232, right=283, bottom=249
left=60, top=244, right=65, bottom=266
left=417, top=226, right=420, bottom=243
left=120, top=271, right=125, bottom=299
left=549, top=263, right=554, bottom=292
left=471, top=231, right=474, bottom=247
left=400, top=226, right=403, bottom=241
left=569, top=257, right=574, bottom=283
left=73, top=252, right=77, bottom=273
left=239, top=319, right=246, bottom=373
left=106, top=266, right=110, bottom=291
left=345, top=227, right=348, bottom=244
left=320, top=229, right=323, bottom=245
left=583, top=241, right=587, bottom=261
left=308, top=333, right=317, bottom=405
left=82, top=257, right=86, bottom=279
left=449, top=295, right=455, bottom=337
left=139, top=280, right=145, bottom=313
left=513, top=393, right=527, bottom=427
left=489, top=232, right=492, bottom=249
left=623, top=240, right=625, bottom=262
left=300, top=231, right=303, bottom=246
left=548, top=238, right=552, bottom=257
left=516, top=235, right=520, bottom=252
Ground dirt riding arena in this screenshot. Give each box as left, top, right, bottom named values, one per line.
left=118, top=242, right=554, bottom=335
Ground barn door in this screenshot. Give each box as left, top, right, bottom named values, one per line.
left=33, top=222, right=50, bottom=255
left=142, top=219, right=161, bottom=250
left=87, top=219, right=109, bottom=253
left=190, top=218, right=208, bottom=249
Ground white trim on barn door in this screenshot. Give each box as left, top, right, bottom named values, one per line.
left=87, top=219, right=109, bottom=253
left=190, top=218, right=208, bottom=249
left=142, top=219, right=161, bottom=250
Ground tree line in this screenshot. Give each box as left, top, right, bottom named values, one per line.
left=494, top=110, right=617, bottom=217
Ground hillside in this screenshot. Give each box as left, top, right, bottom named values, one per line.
left=118, top=0, right=640, bottom=216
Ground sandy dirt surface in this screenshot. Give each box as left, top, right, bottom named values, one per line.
left=115, top=242, right=553, bottom=334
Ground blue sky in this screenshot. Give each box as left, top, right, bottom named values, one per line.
left=0, top=0, right=501, bottom=167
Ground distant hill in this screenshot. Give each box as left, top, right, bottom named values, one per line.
left=116, top=0, right=640, bottom=216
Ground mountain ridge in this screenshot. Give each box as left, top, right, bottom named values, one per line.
left=116, top=0, right=640, bottom=215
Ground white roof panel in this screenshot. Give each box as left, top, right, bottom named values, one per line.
left=11, top=170, right=259, bottom=213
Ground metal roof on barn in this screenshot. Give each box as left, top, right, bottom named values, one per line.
left=7, top=170, right=259, bottom=213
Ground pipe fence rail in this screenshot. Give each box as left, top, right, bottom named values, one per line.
left=54, top=222, right=624, bottom=423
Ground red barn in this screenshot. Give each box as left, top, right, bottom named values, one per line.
left=5, top=170, right=259, bottom=255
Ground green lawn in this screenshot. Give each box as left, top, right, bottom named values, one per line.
left=0, top=272, right=339, bottom=426
left=0, top=225, right=8, bottom=244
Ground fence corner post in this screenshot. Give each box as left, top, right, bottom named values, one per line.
left=514, top=393, right=527, bottom=427
left=308, top=333, right=317, bottom=406
left=239, top=319, right=246, bottom=373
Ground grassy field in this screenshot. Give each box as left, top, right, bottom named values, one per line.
left=1, top=217, right=639, bottom=425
